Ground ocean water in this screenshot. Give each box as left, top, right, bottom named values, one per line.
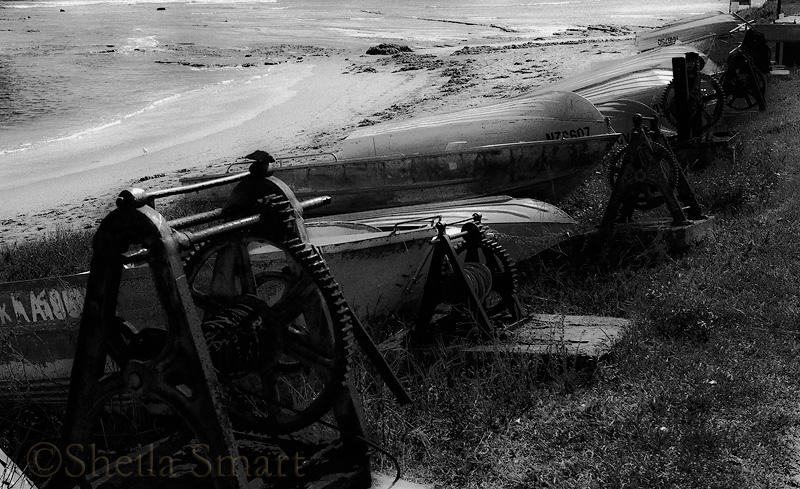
left=0, top=0, right=728, bottom=159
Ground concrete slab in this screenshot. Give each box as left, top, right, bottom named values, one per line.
left=545, top=216, right=717, bottom=268
left=606, top=215, right=717, bottom=250
left=770, top=68, right=791, bottom=76
left=463, top=313, right=627, bottom=359
left=372, top=473, right=433, bottom=489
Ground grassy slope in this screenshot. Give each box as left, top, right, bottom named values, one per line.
left=361, top=74, right=800, bottom=488
left=3, top=58, right=800, bottom=489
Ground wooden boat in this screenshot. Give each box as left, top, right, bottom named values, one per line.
left=634, top=11, right=745, bottom=65
left=0, top=197, right=575, bottom=404
left=308, top=195, right=575, bottom=261
left=495, top=44, right=723, bottom=140
left=338, top=90, right=615, bottom=159
left=537, top=45, right=720, bottom=107
left=180, top=91, right=621, bottom=210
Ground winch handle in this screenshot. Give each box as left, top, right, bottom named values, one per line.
left=299, top=196, right=331, bottom=211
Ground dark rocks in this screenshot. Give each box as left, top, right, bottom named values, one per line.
left=366, top=43, right=413, bottom=55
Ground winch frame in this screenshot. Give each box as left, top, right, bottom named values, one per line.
left=413, top=219, right=522, bottom=343
left=49, top=159, right=404, bottom=489
left=601, top=114, right=706, bottom=230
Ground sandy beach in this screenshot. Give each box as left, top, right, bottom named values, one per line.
left=0, top=0, right=729, bottom=243
left=0, top=58, right=437, bottom=232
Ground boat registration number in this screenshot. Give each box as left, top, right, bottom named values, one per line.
left=544, top=127, right=591, bottom=140
left=658, top=36, right=678, bottom=47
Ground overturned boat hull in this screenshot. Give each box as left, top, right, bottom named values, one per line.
left=184, top=132, right=619, bottom=212
left=181, top=91, right=620, bottom=210
left=310, top=195, right=576, bottom=261
left=634, top=12, right=744, bottom=65
left=538, top=45, right=719, bottom=107
left=183, top=134, right=618, bottom=212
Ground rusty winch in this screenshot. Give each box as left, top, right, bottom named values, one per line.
left=720, top=26, right=770, bottom=112
left=601, top=114, right=705, bottom=228
left=660, top=51, right=725, bottom=138
left=414, top=219, right=522, bottom=342
left=46, top=159, right=408, bottom=489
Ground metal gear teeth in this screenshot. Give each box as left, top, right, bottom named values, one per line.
left=482, top=237, right=520, bottom=289
left=318, top=278, right=338, bottom=288
left=185, top=192, right=362, bottom=435
left=604, top=144, right=629, bottom=189
left=284, top=240, right=356, bottom=368
left=291, top=247, right=313, bottom=257
left=326, top=290, right=345, bottom=301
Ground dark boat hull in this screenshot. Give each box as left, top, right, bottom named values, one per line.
left=182, top=132, right=619, bottom=214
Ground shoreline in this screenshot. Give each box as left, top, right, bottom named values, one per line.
left=0, top=32, right=637, bottom=244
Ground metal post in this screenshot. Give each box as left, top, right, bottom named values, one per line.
left=776, top=0, right=785, bottom=64
left=671, top=57, right=691, bottom=141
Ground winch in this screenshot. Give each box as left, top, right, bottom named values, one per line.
left=46, top=159, right=407, bottom=489
left=660, top=51, right=725, bottom=138
left=720, top=26, right=770, bottom=112
left=601, top=114, right=705, bottom=228
left=414, top=219, right=522, bottom=342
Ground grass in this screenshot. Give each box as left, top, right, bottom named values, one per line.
left=3, top=61, right=800, bottom=489
left=741, top=0, right=800, bottom=22
left=0, top=228, right=92, bottom=282
left=356, top=74, right=800, bottom=487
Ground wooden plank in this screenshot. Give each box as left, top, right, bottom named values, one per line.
left=609, top=215, right=716, bottom=250
left=463, top=313, right=626, bottom=358
left=372, top=473, right=432, bottom=489
left=560, top=216, right=717, bottom=260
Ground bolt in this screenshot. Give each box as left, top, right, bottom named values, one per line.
left=128, top=373, right=142, bottom=390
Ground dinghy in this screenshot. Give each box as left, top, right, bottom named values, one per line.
left=180, top=91, right=620, bottom=210
left=0, top=196, right=575, bottom=405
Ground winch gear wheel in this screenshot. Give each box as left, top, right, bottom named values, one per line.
left=720, top=59, right=767, bottom=111
left=660, top=72, right=725, bottom=135
left=183, top=197, right=359, bottom=435
left=606, top=141, right=682, bottom=211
